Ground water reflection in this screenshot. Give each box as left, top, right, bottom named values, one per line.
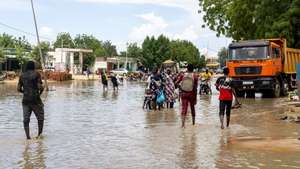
left=178, top=130, right=198, bottom=169
left=0, top=80, right=300, bottom=168
left=21, top=140, right=46, bottom=169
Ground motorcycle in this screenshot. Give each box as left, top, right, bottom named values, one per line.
left=199, top=78, right=212, bottom=95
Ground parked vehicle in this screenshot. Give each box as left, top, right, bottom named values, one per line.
left=227, top=39, right=300, bottom=97
left=110, top=68, right=128, bottom=76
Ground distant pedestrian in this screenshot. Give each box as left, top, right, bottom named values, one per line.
left=86, top=68, right=91, bottom=79
left=176, top=64, right=198, bottom=128
left=165, top=68, right=176, bottom=108
left=17, top=61, right=44, bottom=140
left=110, top=73, right=119, bottom=91
left=101, top=71, right=108, bottom=91
left=215, top=67, right=234, bottom=129
left=148, top=68, right=163, bottom=110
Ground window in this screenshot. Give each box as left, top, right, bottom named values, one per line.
left=272, top=48, right=280, bottom=58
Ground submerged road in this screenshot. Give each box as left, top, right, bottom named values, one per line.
left=0, top=80, right=299, bottom=169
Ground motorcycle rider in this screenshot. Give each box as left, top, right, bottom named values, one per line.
left=200, top=69, right=212, bottom=95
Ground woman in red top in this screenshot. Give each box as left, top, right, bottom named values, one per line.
left=215, top=67, right=234, bottom=129
left=176, top=64, right=198, bottom=128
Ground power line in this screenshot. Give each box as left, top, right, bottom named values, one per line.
left=0, top=21, right=52, bottom=41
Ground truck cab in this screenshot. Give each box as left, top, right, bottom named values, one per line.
left=227, top=39, right=287, bottom=97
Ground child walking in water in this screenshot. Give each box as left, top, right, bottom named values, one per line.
left=101, top=71, right=108, bottom=91
left=143, top=89, right=153, bottom=111
left=215, top=67, right=234, bottom=129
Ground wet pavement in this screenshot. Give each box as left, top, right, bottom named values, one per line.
left=0, top=80, right=299, bottom=169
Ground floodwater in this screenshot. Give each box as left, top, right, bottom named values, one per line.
left=0, top=79, right=299, bottom=169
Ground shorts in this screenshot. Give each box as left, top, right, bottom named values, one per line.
left=22, top=103, right=44, bottom=123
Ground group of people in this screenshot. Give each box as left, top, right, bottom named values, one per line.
left=17, top=61, right=235, bottom=140
left=143, top=64, right=235, bottom=129
left=100, top=71, right=122, bottom=91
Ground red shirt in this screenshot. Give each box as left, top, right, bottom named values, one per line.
left=215, top=76, right=233, bottom=101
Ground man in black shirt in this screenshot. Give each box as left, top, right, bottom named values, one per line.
left=17, top=61, right=44, bottom=140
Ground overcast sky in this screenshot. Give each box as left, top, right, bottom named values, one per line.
left=0, top=0, right=231, bottom=57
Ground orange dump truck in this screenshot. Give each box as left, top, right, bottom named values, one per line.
left=227, top=39, right=300, bottom=97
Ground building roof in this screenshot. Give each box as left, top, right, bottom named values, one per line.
left=54, top=48, right=93, bottom=53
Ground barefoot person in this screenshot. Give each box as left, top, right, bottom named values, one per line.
left=176, top=64, right=198, bottom=128
left=17, top=61, right=44, bottom=140
left=215, top=67, right=234, bottom=129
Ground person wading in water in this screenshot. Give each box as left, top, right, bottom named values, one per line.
left=215, top=67, right=235, bottom=129
left=176, top=64, right=198, bottom=128
left=18, top=61, right=45, bottom=140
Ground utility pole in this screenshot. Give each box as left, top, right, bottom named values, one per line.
left=30, top=0, right=49, bottom=91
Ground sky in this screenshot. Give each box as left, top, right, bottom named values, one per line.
left=0, top=0, right=231, bottom=57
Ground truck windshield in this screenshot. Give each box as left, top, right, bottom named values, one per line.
left=229, top=46, right=268, bottom=60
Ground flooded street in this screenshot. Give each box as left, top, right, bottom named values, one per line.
left=0, top=80, right=300, bottom=169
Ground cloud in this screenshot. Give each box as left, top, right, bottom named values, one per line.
left=77, top=0, right=196, bottom=11
left=0, top=0, right=28, bottom=10
left=128, top=12, right=168, bottom=42
left=40, top=26, right=55, bottom=38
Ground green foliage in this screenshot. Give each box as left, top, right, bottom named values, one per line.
left=30, top=41, right=50, bottom=65
left=15, top=46, right=30, bottom=67
left=74, top=34, right=106, bottom=67
left=0, top=33, right=31, bottom=49
left=102, top=41, right=117, bottom=57
left=140, top=35, right=203, bottom=69
left=0, top=48, right=5, bottom=63
left=217, top=47, right=228, bottom=68
left=53, top=32, right=74, bottom=48
left=127, top=43, right=142, bottom=58
left=199, top=0, right=300, bottom=48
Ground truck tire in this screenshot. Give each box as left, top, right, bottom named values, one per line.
left=280, top=80, right=288, bottom=96
left=272, top=80, right=281, bottom=98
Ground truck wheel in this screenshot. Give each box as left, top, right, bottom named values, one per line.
left=235, top=91, right=245, bottom=98
left=272, top=80, right=281, bottom=98
left=280, top=80, right=288, bottom=96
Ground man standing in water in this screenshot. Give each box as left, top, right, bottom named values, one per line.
left=215, top=67, right=234, bottom=129
left=176, top=64, right=198, bottom=128
left=18, top=61, right=44, bottom=139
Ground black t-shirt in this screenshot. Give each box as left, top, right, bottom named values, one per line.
left=18, top=71, right=43, bottom=104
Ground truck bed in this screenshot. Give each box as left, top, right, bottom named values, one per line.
left=284, top=48, right=300, bottom=74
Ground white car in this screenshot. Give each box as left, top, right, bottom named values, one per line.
left=110, top=68, right=128, bottom=76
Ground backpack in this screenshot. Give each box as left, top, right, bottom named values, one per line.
left=180, top=73, right=194, bottom=92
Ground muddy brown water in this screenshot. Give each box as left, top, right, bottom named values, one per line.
left=0, top=80, right=299, bottom=169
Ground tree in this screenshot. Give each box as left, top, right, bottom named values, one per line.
left=74, top=34, right=105, bottom=67
left=119, top=51, right=127, bottom=58
left=0, top=48, right=5, bottom=63
left=217, top=47, right=228, bottom=68
left=30, top=41, right=50, bottom=65
left=170, top=40, right=203, bottom=68
left=126, top=43, right=142, bottom=58
left=140, top=35, right=203, bottom=69
left=16, top=46, right=30, bottom=71
left=199, top=0, right=300, bottom=48
left=102, top=41, right=117, bottom=57
left=53, top=32, right=74, bottom=48
left=0, top=33, right=16, bottom=48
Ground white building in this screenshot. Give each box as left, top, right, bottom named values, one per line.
left=47, top=48, right=93, bottom=74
